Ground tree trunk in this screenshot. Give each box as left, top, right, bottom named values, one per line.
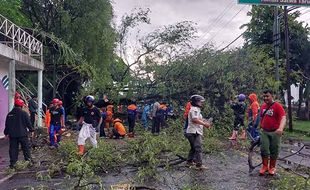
left=306, top=97, right=310, bottom=120
left=297, top=83, right=304, bottom=119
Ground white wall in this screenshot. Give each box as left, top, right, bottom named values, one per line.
left=0, top=63, right=9, bottom=138
left=284, top=83, right=304, bottom=107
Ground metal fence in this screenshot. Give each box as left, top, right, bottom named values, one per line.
left=0, top=14, right=43, bottom=59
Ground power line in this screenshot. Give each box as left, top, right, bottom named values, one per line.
left=207, top=5, right=247, bottom=44
left=300, top=9, right=310, bottom=16
left=218, top=32, right=244, bottom=52
left=200, top=0, right=235, bottom=40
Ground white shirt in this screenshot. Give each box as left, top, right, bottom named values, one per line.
left=152, top=102, right=160, bottom=117
left=186, top=106, right=203, bottom=135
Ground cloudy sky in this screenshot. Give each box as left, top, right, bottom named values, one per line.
left=113, top=0, right=310, bottom=51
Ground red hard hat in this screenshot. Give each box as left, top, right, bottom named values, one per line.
left=15, top=92, right=21, bottom=99
left=58, top=101, right=63, bottom=106
left=52, top=98, right=59, bottom=104
left=15, top=99, right=24, bottom=107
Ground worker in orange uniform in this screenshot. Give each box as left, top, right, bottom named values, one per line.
left=159, top=101, right=168, bottom=128
left=105, top=104, right=114, bottom=134
left=111, top=118, right=126, bottom=139
left=127, top=101, right=137, bottom=138
left=45, top=102, right=53, bottom=133
left=183, top=101, right=191, bottom=134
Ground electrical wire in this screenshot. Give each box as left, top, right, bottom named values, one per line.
left=200, top=0, right=236, bottom=40
left=207, top=5, right=247, bottom=44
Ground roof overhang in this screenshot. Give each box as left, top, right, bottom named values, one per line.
left=0, top=43, right=43, bottom=71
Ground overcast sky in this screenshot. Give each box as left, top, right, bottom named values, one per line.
left=112, top=0, right=310, bottom=51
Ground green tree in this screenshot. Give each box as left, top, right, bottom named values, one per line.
left=242, top=6, right=310, bottom=119
left=0, top=0, right=30, bottom=26
left=0, top=0, right=118, bottom=111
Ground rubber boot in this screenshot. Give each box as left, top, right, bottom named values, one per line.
left=268, top=158, right=277, bottom=175
left=78, top=145, right=85, bottom=156
left=259, top=157, right=269, bottom=176
left=228, top=130, right=237, bottom=140
left=240, top=130, right=247, bottom=140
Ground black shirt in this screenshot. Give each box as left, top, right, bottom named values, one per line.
left=231, top=102, right=247, bottom=117
left=50, top=107, right=64, bottom=125
left=82, top=106, right=101, bottom=126
left=4, top=107, right=33, bottom=138
left=28, top=99, right=38, bottom=113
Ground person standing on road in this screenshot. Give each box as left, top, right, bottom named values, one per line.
left=127, top=101, right=137, bottom=138
left=228, top=94, right=247, bottom=140
left=259, top=89, right=286, bottom=176
left=99, top=107, right=107, bottom=138
left=58, top=100, right=66, bottom=123
left=185, top=95, right=211, bottom=170
left=28, top=95, right=38, bottom=128
left=141, top=103, right=150, bottom=130
left=77, top=95, right=102, bottom=155
left=49, top=98, right=65, bottom=148
left=151, top=100, right=160, bottom=135
left=247, top=93, right=260, bottom=141
left=4, top=99, right=34, bottom=168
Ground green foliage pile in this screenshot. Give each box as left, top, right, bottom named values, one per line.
left=29, top=117, right=226, bottom=186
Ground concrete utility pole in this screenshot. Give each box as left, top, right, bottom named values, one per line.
left=284, top=6, right=293, bottom=132
left=273, top=6, right=280, bottom=82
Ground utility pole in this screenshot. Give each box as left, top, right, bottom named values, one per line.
left=273, top=6, right=280, bottom=82
left=284, top=6, right=293, bottom=132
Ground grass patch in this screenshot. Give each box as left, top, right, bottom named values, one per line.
left=293, top=120, right=310, bottom=133
left=284, top=120, right=310, bottom=141
left=270, top=172, right=310, bottom=190
left=283, top=132, right=310, bottom=141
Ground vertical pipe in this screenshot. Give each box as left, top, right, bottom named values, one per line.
left=8, top=60, right=16, bottom=111
left=37, top=70, right=43, bottom=128
left=37, top=45, right=43, bottom=128
left=284, top=6, right=293, bottom=132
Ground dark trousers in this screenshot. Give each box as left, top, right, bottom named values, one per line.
left=9, top=136, right=31, bottom=167
left=128, top=114, right=136, bottom=133
left=160, top=115, right=166, bottom=128
left=233, top=115, right=244, bottom=131
left=151, top=116, right=161, bottom=134
left=112, top=128, right=125, bottom=139
left=186, top=133, right=203, bottom=166
left=100, top=123, right=106, bottom=137
left=30, top=112, right=36, bottom=128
